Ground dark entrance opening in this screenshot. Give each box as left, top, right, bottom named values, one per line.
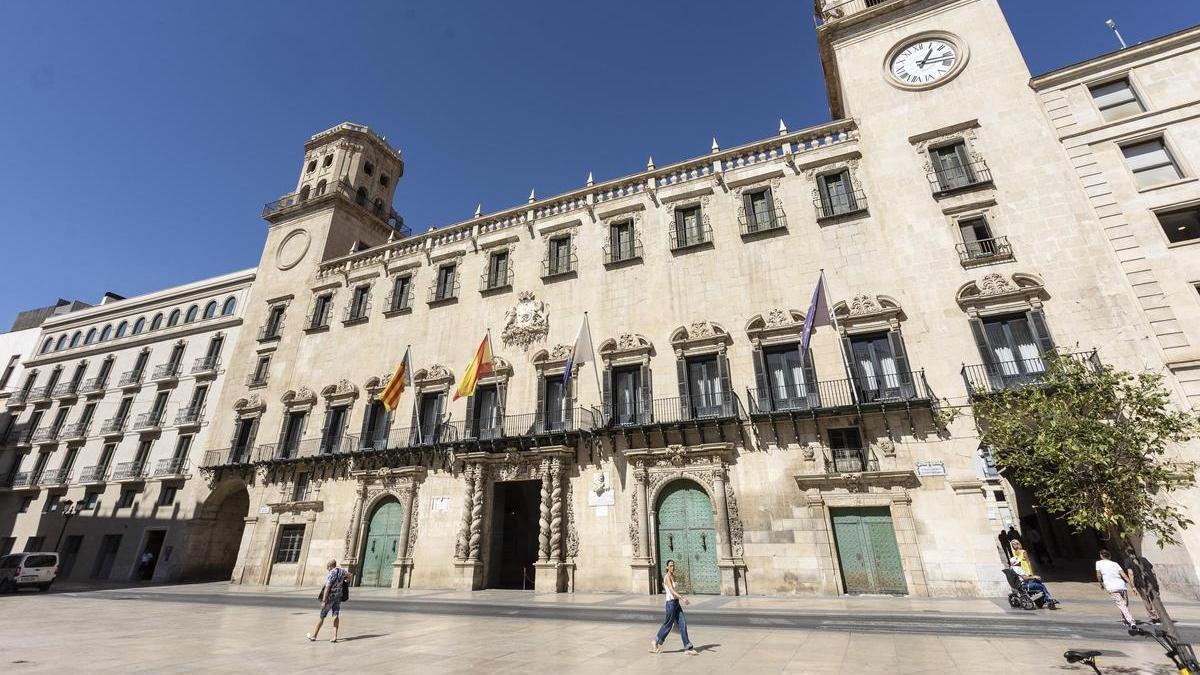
left=181, top=484, right=249, bottom=582
left=1010, top=485, right=1104, bottom=582
left=136, top=530, right=166, bottom=580
left=486, top=480, right=540, bottom=590
left=91, top=534, right=122, bottom=580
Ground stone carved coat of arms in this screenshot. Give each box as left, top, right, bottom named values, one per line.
left=501, top=291, right=549, bottom=350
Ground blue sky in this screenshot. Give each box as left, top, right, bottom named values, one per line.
left=0, top=1, right=1196, bottom=324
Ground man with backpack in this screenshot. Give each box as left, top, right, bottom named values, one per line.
left=307, top=559, right=349, bottom=642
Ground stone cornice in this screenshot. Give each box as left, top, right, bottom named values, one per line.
left=1030, top=25, right=1200, bottom=90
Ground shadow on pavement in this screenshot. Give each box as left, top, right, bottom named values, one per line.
left=338, top=633, right=389, bottom=642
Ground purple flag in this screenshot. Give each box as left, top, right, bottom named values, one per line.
left=800, top=272, right=831, bottom=353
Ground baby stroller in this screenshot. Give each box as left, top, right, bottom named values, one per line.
left=1003, top=567, right=1054, bottom=610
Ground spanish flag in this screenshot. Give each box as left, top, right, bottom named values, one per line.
left=453, top=332, right=494, bottom=401
left=379, top=346, right=411, bottom=412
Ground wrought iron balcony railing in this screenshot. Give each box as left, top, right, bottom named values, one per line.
left=262, top=179, right=410, bottom=235
left=385, top=282, right=415, bottom=313
left=480, top=267, right=514, bottom=292
left=813, top=188, right=868, bottom=220
left=349, top=423, right=461, bottom=452
left=59, top=421, right=91, bottom=441
left=928, top=160, right=993, bottom=195
left=191, top=355, right=220, bottom=375
left=456, top=408, right=599, bottom=443
left=77, top=465, right=109, bottom=483
left=39, top=468, right=71, bottom=486
left=746, top=370, right=932, bottom=415
left=132, top=411, right=166, bottom=431
left=542, top=250, right=578, bottom=279
left=53, top=381, right=79, bottom=398
left=739, top=207, right=788, bottom=236
left=254, top=436, right=356, bottom=462
left=31, top=426, right=59, bottom=444
left=7, top=390, right=30, bottom=406
left=150, top=362, right=181, bottom=381
left=174, top=405, right=204, bottom=426
left=118, top=369, right=144, bottom=387
left=3, top=423, right=32, bottom=446
left=153, top=456, right=189, bottom=478
left=603, top=237, right=643, bottom=265
left=601, top=392, right=741, bottom=428
left=111, top=461, right=147, bottom=481
left=9, top=471, right=38, bottom=489
left=428, top=277, right=460, bottom=304
left=961, top=350, right=1101, bottom=398
left=247, top=371, right=269, bottom=388
left=258, top=316, right=285, bottom=341
left=200, top=446, right=254, bottom=468
left=27, top=386, right=51, bottom=402
left=100, top=416, right=127, bottom=435
left=956, top=236, right=1013, bottom=265
left=306, top=304, right=333, bottom=330
left=669, top=223, right=714, bottom=251
left=342, top=297, right=372, bottom=324
left=823, top=447, right=880, bottom=474
left=80, top=376, right=108, bottom=394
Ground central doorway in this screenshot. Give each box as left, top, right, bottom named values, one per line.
left=655, top=480, right=720, bottom=595
left=486, top=480, right=540, bottom=590
left=360, top=499, right=403, bottom=587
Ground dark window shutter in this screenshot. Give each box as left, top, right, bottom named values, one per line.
left=801, top=347, right=820, bottom=406
left=1026, top=310, right=1055, bottom=355
left=752, top=346, right=769, bottom=412
left=463, top=393, right=476, bottom=437
left=841, top=336, right=862, bottom=405
left=409, top=396, right=421, bottom=441
left=742, top=193, right=755, bottom=228
left=536, top=375, right=547, bottom=432
left=496, top=381, right=508, bottom=420
left=640, top=363, right=652, bottom=422
left=718, top=354, right=733, bottom=415
left=968, top=318, right=995, bottom=365
left=434, top=393, right=445, bottom=441
left=320, top=409, right=334, bottom=449
left=602, top=366, right=612, bottom=421
left=887, top=329, right=913, bottom=385
left=359, top=402, right=373, bottom=438
left=676, top=357, right=691, bottom=420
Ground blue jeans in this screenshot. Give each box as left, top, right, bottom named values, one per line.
left=655, top=599, right=692, bottom=649
left=1025, top=580, right=1054, bottom=602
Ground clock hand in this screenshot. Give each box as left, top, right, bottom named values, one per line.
left=918, top=47, right=932, bottom=67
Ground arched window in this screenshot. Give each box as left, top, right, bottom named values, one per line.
left=316, top=179, right=327, bottom=196
left=185, top=305, right=199, bottom=323
left=323, top=155, right=333, bottom=167
left=222, top=296, right=236, bottom=316
left=168, top=310, right=180, bottom=327
left=373, top=198, right=384, bottom=216
left=299, top=185, right=311, bottom=201
left=84, top=328, right=97, bottom=344
left=55, top=335, right=67, bottom=350
left=40, top=338, right=53, bottom=354
left=355, top=186, right=368, bottom=206
left=150, top=313, right=163, bottom=330
left=306, top=160, right=316, bottom=173
left=363, top=161, right=374, bottom=176
left=70, top=331, right=82, bottom=348
left=99, top=325, right=112, bottom=341
left=132, top=318, right=146, bottom=335
left=203, top=301, right=218, bottom=319
left=115, top=321, right=128, bottom=338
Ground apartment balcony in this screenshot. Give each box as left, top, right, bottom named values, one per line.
left=452, top=408, right=599, bottom=449
left=480, top=267, right=513, bottom=294
left=823, top=447, right=880, bottom=474
left=746, top=370, right=933, bottom=418
left=111, top=461, right=147, bottom=481
left=254, top=436, right=356, bottom=463
left=603, top=237, right=643, bottom=266
left=80, top=376, right=108, bottom=395
left=118, top=369, right=144, bottom=389
left=739, top=207, right=788, bottom=237
left=149, top=362, right=181, bottom=384
left=26, top=386, right=51, bottom=403
left=174, top=404, right=205, bottom=427
left=956, top=236, right=1013, bottom=266
left=9, top=471, right=39, bottom=490
left=191, top=355, right=220, bottom=377
left=152, top=456, right=189, bottom=479
left=3, top=423, right=33, bottom=447
left=76, top=465, right=109, bottom=484
left=928, top=160, right=993, bottom=196
left=132, top=411, right=166, bottom=432
left=541, top=251, right=578, bottom=280
left=262, top=178, right=410, bottom=236
left=58, top=421, right=91, bottom=442
left=39, top=468, right=71, bottom=487
left=99, top=416, right=127, bottom=436
left=668, top=223, right=714, bottom=252
left=384, top=283, right=414, bottom=314
left=813, top=189, right=868, bottom=220
left=6, top=390, right=29, bottom=407
left=428, top=278, right=460, bottom=305
left=31, top=426, right=61, bottom=445
left=200, top=446, right=254, bottom=468
left=961, top=350, right=1101, bottom=399
left=601, top=392, right=742, bottom=430
left=52, top=381, right=79, bottom=400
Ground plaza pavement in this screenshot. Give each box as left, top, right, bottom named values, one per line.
left=2, top=581, right=1198, bottom=673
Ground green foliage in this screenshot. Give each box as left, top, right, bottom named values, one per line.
left=973, top=352, right=1199, bottom=547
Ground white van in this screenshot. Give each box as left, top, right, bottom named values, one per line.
left=0, top=552, right=60, bottom=592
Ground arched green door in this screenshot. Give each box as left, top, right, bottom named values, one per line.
left=360, top=500, right=403, bottom=587
left=656, top=481, right=720, bottom=594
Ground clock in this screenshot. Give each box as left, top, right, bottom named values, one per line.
left=885, top=33, right=968, bottom=90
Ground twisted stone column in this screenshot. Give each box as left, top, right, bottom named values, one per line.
left=538, top=460, right=551, bottom=562
left=455, top=464, right=476, bottom=560
left=468, top=464, right=486, bottom=560
left=549, top=459, right=563, bottom=562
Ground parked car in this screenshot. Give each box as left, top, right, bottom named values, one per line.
left=0, top=552, right=60, bottom=592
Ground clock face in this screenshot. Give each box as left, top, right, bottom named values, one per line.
left=890, top=38, right=958, bottom=86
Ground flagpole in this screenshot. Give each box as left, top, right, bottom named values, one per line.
left=584, top=312, right=603, bottom=406
left=822, top=269, right=858, bottom=405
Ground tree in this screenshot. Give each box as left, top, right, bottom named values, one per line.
left=973, top=352, right=1198, bottom=547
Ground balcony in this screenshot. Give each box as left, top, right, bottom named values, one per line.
left=669, top=223, right=713, bottom=252
left=262, top=178, right=410, bottom=236
left=747, top=370, right=932, bottom=418
left=6, top=390, right=29, bottom=407
left=175, top=404, right=205, bottom=427
left=118, top=369, right=144, bottom=389
left=30, top=426, right=59, bottom=444
left=39, top=468, right=71, bottom=487
left=603, top=236, right=643, bottom=266
left=111, top=461, right=147, bottom=481
left=191, top=355, right=220, bottom=377
left=823, top=447, right=880, bottom=474
left=814, top=189, right=868, bottom=220
left=541, top=250, right=578, bottom=280
left=454, top=408, right=599, bottom=448
left=739, top=207, right=788, bottom=237
left=602, top=392, right=741, bottom=429
left=77, top=465, right=109, bottom=484
left=80, top=376, right=108, bottom=395
left=257, top=318, right=284, bottom=342
left=200, top=446, right=254, bottom=468
left=3, top=423, right=32, bottom=447
left=246, top=371, right=269, bottom=388
left=52, top=381, right=79, bottom=399
left=305, top=305, right=333, bottom=332
left=961, top=350, right=1101, bottom=399
left=254, top=436, right=356, bottom=463
left=152, top=456, right=189, bottom=478
left=928, top=160, right=993, bottom=196
left=349, top=423, right=461, bottom=452
left=428, top=278, right=460, bottom=305
left=480, top=267, right=514, bottom=293
left=9, top=471, right=39, bottom=490
left=342, top=297, right=372, bottom=325
left=132, top=411, right=166, bottom=432
left=99, top=416, right=127, bottom=436
left=27, top=386, right=52, bottom=403
left=956, top=236, right=1013, bottom=266
left=149, top=362, right=181, bottom=383
left=59, top=421, right=91, bottom=441
left=384, top=282, right=414, bottom=314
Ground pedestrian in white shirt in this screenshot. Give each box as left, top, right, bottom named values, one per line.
left=650, top=560, right=698, bottom=655
left=1096, top=548, right=1136, bottom=627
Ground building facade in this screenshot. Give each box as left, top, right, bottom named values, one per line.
left=182, top=1, right=1200, bottom=597
left=0, top=270, right=254, bottom=583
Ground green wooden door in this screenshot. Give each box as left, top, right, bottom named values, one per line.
left=361, top=501, right=403, bottom=587
left=831, top=507, right=907, bottom=595
left=656, top=481, right=720, bottom=594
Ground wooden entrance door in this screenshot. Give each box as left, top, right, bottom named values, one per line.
left=831, top=507, right=907, bottom=594
left=656, top=481, right=720, bottom=594
left=361, top=501, right=403, bottom=587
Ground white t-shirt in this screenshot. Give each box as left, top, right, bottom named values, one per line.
left=1096, top=559, right=1127, bottom=591
left=664, top=572, right=681, bottom=601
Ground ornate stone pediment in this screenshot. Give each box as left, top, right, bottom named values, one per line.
left=233, top=394, right=266, bottom=414
left=414, top=364, right=454, bottom=388
left=281, top=387, right=316, bottom=409
left=532, top=344, right=573, bottom=367
left=795, top=469, right=920, bottom=493
left=363, top=374, right=391, bottom=394
left=670, top=321, right=731, bottom=354
left=320, top=379, right=360, bottom=402
left=832, top=294, right=904, bottom=332
left=268, top=500, right=324, bottom=514
left=746, top=309, right=807, bottom=346
left=501, top=291, right=549, bottom=350
left=956, top=272, right=1047, bottom=314
left=598, top=333, right=654, bottom=364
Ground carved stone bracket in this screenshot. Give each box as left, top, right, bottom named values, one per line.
left=794, top=469, right=920, bottom=493
left=268, top=500, right=324, bottom=514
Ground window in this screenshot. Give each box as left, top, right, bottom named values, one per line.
left=545, top=236, right=574, bottom=276
left=958, top=215, right=998, bottom=259
left=149, top=314, right=161, bottom=331
left=307, top=160, right=316, bottom=173
left=319, top=405, right=348, bottom=454
left=763, top=344, right=812, bottom=411
left=40, top=338, right=52, bottom=354
left=184, top=305, right=199, bottom=323
left=971, top=312, right=1054, bottom=385
left=1122, top=138, right=1182, bottom=188
left=346, top=285, right=371, bottom=322
left=929, top=141, right=980, bottom=192
left=828, top=427, right=868, bottom=472
left=323, top=155, right=333, bottom=168
left=293, top=473, right=311, bottom=502
left=0, top=355, right=17, bottom=388
left=167, top=310, right=180, bottom=327
left=485, top=251, right=509, bottom=290
left=222, top=296, right=236, bottom=316
left=203, top=301, right=218, bottom=319
left=470, top=384, right=500, bottom=439
left=280, top=411, right=307, bottom=458
left=817, top=170, right=860, bottom=217
left=380, top=174, right=390, bottom=187
left=607, top=220, right=638, bottom=263
left=360, top=400, right=390, bottom=449
left=1090, top=78, right=1144, bottom=122
left=115, top=321, right=128, bottom=338
left=389, top=275, right=412, bottom=311
left=363, top=161, right=374, bottom=176
left=17, top=496, right=34, bottom=513
left=847, top=332, right=913, bottom=402
left=309, top=294, right=333, bottom=329
left=743, top=188, right=778, bottom=232
left=231, top=417, right=258, bottom=463
left=671, top=205, right=706, bottom=249
left=116, top=489, right=136, bottom=509
left=99, top=325, right=112, bottom=341
left=70, top=331, right=82, bottom=348
left=355, top=186, right=368, bottom=205
left=262, top=304, right=285, bottom=339
left=78, top=491, right=98, bottom=510
left=434, top=264, right=457, bottom=302
left=84, top=328, right=96, bottom=345
left=316, top=179, right=327, bottom=196
left=611, top=365, right=643, bottom=425
left=158, top=486, right=177, bottom=507
left=299, top=184, right=311, bottom=201
left=543, top=377, right=567, bottom=431
left=415, top=392, right=445, bottom=444
left=44, top=495, right=62, bottom=513
left=275, top=525, right=306, bottom=563
left=686, top=355, right=726, bottom=418
left=250, top=355, right=271, bottom=386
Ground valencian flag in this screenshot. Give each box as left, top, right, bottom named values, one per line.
left=379, top=346, right=412, bottom=412
left=800, top=271, right=832, bottom=353
left=563, top=315, right=595, bottom=387
left=453, top=332, right=495, bottom=401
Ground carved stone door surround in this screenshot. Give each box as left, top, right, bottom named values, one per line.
left=625, top=443, right=746, bottom=596
left=343, top=465, right=426, bottom=589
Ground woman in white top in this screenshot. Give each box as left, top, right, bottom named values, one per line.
left=1096, top=548, right=1136, bottom=626
left=651, top=560, right=698, bottom=655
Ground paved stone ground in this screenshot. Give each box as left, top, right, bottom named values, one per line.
left=2, top=582, right=1198, bottom=673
